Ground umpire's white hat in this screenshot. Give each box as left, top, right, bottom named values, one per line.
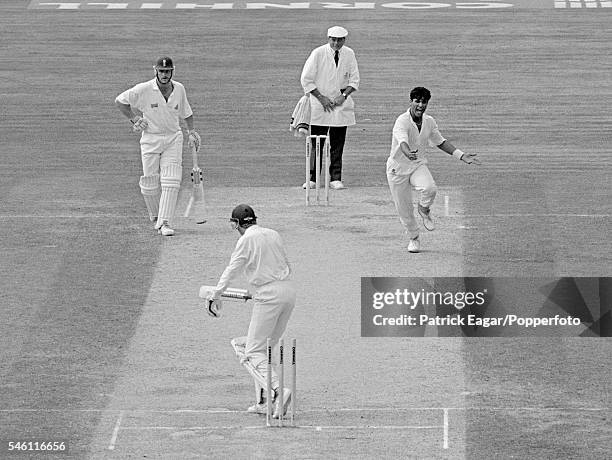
left=327, top=26, right=348, bottom=38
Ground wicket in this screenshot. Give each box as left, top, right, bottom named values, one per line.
left=266, top=337, right=297, bottom=427
left=305, top=135, right=330, bottom=206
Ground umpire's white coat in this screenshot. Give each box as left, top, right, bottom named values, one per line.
left=301, top=44, right=360, bottom=127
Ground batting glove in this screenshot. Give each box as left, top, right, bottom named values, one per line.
left=131, top=116, right=148, bottom=133
left=206, top=296, right=222, bottom=318
left=188, top=129, right=201, bottom=152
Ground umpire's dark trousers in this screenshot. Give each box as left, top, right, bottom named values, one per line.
left=309, top=125, right=347, bottom=183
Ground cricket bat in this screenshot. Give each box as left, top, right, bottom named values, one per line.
left=184, top=144, right=206, bottom=223
left=199, top=285, right=253, bottom=301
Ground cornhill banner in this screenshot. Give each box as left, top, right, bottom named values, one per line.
left=361, top=277, right=612, bottom=337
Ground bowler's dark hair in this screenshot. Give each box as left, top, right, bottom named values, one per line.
left=410, top=87, right=431, bottom=102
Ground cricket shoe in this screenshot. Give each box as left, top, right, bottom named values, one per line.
left=247, top=402, right=267, bottom=415
left=302, top=180, right=316, bottom=189
left=272, top=388, right=292, bottom=419
left=418, top=204, right=435, bottom=231
left=330, top=180, right=346, bottom=190
left=157, top=221, right=175, bottom=236
left=408, top=236, right=420, bottom=253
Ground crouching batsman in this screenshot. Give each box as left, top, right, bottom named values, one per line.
left=205, top=204, right=296, bottom=419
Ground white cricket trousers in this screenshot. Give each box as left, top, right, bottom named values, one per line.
left=387, top=164, right=437, bottom=239
left=140, top=131, right=183, bottom=175
left=245, top=280, right=296, bottom=392
left=139, top=131, right=183, bottom=227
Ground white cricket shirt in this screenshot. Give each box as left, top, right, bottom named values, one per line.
left=387, top=111, right=446, bottom=176
left=115, top=78, right=193, bottom=135
left=213, top=226, right=292, bottom=296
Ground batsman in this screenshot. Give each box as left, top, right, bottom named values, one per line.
left=204, top=204, right=296, bottom=419
left=115, top=56, right=201, bottom=236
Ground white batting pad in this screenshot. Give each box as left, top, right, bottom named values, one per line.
left=157, top=164, right=182, bottom=227
left=241, top=355, right=271, bottom=391
left=230, top=336, right=275, bottom=394
left=139, top=174, right=161, bottom=221
left=230, top=336, right=247, bottom=359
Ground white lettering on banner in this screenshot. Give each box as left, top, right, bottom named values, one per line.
left=457, top=2, right=512, bottom=7
left=382, top=2, right=449, bottom=7
left=320, top=2, right=376, bottom=7
left=246, top=2, right=310, bottom=7
left=37, top=2, right=81, bottom=7
left=31, top=1, right=518, bottom=8
left=176, top=2, right=234, bottom=7
left=88, top=2, right=129, bottom=6
left=87, top=2, right=128, bottom=6
left=554, top=0, right=612, bottom=6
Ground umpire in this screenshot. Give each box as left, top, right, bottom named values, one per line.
left=300, top=26, right=360, bottom=190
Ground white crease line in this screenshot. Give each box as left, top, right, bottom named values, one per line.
left=0, top=213, right=609, bottom=219
left=120, top=424, right=443, bottom=431
left=0, top=215, right=145, bottom=219
left=108, top=410, right=124, bottom=451
left=286, top=408, right=445, bottom=413
left=443, top=408, right=449, bottom=449
left=183, top=196, right=195, bottom=218
left=0, top=407, right=607, bottom=413
left=459, top=213, right=610, bottom=218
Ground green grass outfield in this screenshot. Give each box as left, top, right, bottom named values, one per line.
left=1, top=5, right=611, bottom=459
